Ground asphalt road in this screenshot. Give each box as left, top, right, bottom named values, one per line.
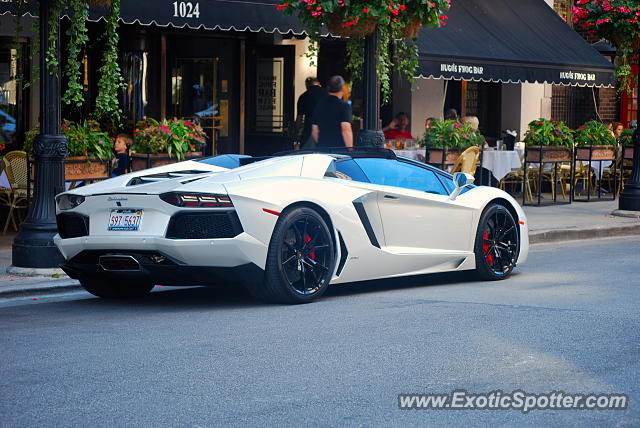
left=1, top=237, right=639, bottom=427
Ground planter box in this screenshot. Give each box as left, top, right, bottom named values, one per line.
left=130, top=152, right=203, bottom=171
left=623, top=145, right=634, bottom=160
left=426, top=148, right=460, bottom=165
left=525, top=146, right=571, bottom=162
left=65, top=157, right=110, bottom=181
left=575, top=145, right=616, bottom=161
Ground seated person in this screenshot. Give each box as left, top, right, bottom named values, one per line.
left=112, top=133, right=132, bottom=176
left=383, top=112, right=414, bottom=140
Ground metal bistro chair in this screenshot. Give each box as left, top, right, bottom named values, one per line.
left=451, top=146, right=481, bottom=175
left=500, top=154, right=534, bottom=201
left=2, top=150, right=29, bottom=234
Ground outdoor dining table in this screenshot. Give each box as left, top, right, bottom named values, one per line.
left=481, top=149, right=522, bottom=181
left=392, top=147, right=426, bottom=162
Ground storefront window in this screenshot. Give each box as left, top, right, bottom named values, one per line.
left=121, top=51, right=150, bottom=126
left=0, top=37, right=28, bottom=149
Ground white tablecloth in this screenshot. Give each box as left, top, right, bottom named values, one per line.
left=482, top=150, right=522, bottom=180
left=392, top=148, right=426, bottom=162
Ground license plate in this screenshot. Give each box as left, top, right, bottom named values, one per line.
left=108, top=209, right=143, bottom=231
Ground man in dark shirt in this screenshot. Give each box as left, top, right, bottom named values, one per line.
left=296, top=77, right=327, bottom=146
left=310, top=75, right=353, bottom=148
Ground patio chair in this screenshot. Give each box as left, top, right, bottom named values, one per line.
left=451, top=146, right=480, bottom=175
left=2, top=150, right=29, bottom=234
left=499, top=155, right=534, bottom=201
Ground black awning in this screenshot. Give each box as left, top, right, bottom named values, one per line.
left=416, top=0, right=615, bottom=87
left=1, top=0, right=306, bottom=35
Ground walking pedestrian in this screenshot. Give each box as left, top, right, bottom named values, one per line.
left=296, top=77, right=328, bottom=149
left=444, top=108, right=459, bottom=121
left=310, top=76, right=353, bottom=148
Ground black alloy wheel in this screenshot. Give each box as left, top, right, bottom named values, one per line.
left=252, top=207, right=335, bottom=304
left=474, top=204, right=519, bottom=280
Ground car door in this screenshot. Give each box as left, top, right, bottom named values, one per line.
left=353, top=158, right=475, bottom=257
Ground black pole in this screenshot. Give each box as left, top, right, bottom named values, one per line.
left=618, top=53, right=640, bottom=211
left=356, top=28, right=385, bottom=147
left=12, top=1, right=68, bottom=268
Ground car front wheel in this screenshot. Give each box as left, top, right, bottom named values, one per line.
left=474, top=203, right=519, bottom=280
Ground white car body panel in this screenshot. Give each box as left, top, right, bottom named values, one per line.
left=54, top=153, right=528, bottom=287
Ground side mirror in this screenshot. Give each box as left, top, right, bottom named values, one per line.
left=449, top=172, right=475, bottom=200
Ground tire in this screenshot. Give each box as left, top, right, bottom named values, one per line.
left=247, top=207, right=336, bottom=304
left=80, top=279, right=154, bottom=299
left=473, top=203, right=520, bottom=281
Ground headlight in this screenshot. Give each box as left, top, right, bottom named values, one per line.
left=56, top=194, right=85, bottom=210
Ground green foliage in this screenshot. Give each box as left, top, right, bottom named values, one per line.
left=94, top=0, right=126, bottom=126
left=131, top=119, right=207, bottom=160
left=419, top=119, right=484, bottom=150
left=62, top=0, right=90, bottom=109
left=62, top=120, right=113, bottom=160
left=523, top=118, right=574, bottom=147
left=619, top=128, right=634, bottom=146
left=572, top=0, right=640, bottom=94
left=24, top=121, right=113, bottom=160
left=278, top=0, right=449, bottom=104
left=45, top=0, right=62, bottom=75
left=574, top=120, right=616, bottom=147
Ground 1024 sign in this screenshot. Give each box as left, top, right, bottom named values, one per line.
left=172, top=1, right=200, bottom=18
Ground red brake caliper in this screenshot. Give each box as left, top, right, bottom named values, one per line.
left=305, top=235, right=315, bottom=260
left=483, top=231, right=493, bottom=265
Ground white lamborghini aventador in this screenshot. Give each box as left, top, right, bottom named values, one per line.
left=54, top=149, right=528, bottom=303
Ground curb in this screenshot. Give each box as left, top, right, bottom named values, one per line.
left=0, top=280, right=82, bottom=299
left=529, top=224, right=640, bottom=244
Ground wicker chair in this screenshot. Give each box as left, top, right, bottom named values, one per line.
left=2, top=151, right=29, bottom=234
left=450, top=146, right=481, bottom=175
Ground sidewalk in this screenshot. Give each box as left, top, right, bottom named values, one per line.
left=0, top=200, right=638, bottom=298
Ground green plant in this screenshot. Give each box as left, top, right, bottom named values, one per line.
left=62, top=119, right=113, bottom=160
left=523, top=118, right=574, bottom=147
left=419, top=119, right=484, bottom=150
left=277, top=0, right=450, bottom=103
left=572, top=0, right=640, bottom=94
left=94, top=0, right=126, bottom=126
left=574, top=120, right=616, bottom=146
left=62, top=0, right=90, bottom=109
left=619, top=128, right=634, bottom=145
left=131, top=118, right=207, bottom=160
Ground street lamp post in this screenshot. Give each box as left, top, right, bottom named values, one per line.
left=11, top=0, right=68, bottom=268
left=357, top=28, right=385, bottom=148
left=618, top=53, right=640, bottom=212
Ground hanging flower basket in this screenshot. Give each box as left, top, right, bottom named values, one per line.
left=326, top=11, right=377, bottom=38
left=611, top=35, right=640, bottom=52
left=400, top=18, right=421, bottom=39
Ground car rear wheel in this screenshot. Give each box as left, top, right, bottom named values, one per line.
left=80, top=279, right=154, bottom=299
left=248, top=207, right=335, bottom=304
left=474, top=203, right=519, bottom=280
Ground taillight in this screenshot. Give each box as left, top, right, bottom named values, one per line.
left=159, top=192, right=234, bottom=208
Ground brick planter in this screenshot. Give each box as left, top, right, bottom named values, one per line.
left=525, top=146, right=572, bottom=162
left=65, top=157, right=110, bottom=181
left=575, top=145, right=616, bottom=161
left=426, top=148, right=460, bottom=166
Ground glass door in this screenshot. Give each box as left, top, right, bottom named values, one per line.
left=172, top=58, right=225, bottom=155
